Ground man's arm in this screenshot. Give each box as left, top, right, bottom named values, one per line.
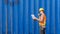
left=35, top=18, right=40, bottom=22
left=34, top=15, right=44, bottom=22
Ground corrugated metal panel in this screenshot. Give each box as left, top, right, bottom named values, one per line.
left=0, top=0, right=60, bottom=34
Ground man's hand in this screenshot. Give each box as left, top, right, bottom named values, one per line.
left=33, top=17, right=37, bottom=20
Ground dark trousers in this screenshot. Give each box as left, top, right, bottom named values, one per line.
left=40, top=28, right=45, bottom=34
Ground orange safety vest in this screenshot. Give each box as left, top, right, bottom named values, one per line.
left=39, top=15, right=46, bottom=27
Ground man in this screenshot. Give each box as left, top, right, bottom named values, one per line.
left=33, top=8, right=46, bottom=34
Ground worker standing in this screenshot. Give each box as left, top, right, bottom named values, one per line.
left=32, top=8, right=46, bottom=34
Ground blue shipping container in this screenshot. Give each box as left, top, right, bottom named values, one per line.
left=0, top=0, right=60, bottom=34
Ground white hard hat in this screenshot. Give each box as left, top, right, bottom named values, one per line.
left=39, top=8, right=44, bottom=11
